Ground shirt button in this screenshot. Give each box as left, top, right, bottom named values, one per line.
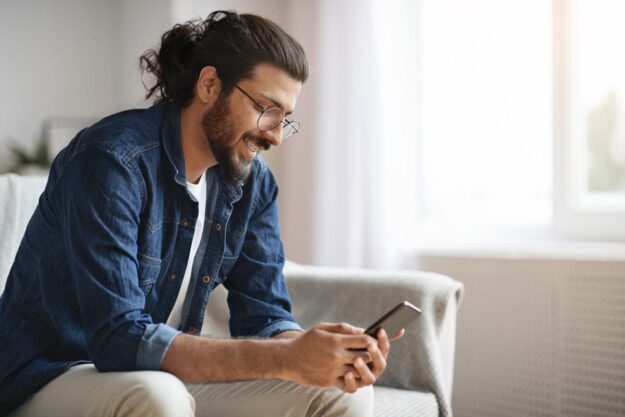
left=215, top=223, right=222, bottom=232
left=186, top=327, right=198, bottom=335
left=202, top=275, right=211, bottom=284
left=168, top=274, right=177, bottom=282
left=181, top=219, right=190, bottom=228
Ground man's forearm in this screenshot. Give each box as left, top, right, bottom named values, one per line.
left=161, top=333, right=292, bottom=383
left=160, top=323, right=384, bottom=392
left=272, top=330, right=302, bottom=339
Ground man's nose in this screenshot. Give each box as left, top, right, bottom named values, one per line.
left=261, top=124, right=283, bottom=147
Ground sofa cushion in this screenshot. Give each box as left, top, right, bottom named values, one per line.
left=374, top=386, right=439, bottom=417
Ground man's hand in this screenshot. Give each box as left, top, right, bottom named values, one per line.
left=338, top=327, right=406, bottom=393
left=281, top=323, right=376, bottom=390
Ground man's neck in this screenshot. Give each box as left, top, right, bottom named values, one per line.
left=179, top=103, right=217, bottom=184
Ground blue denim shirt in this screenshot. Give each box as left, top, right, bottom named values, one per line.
left=0, top=101, right=301, bottom=415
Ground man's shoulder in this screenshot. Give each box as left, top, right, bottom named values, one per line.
left=76, top=103, right=167, bottom=158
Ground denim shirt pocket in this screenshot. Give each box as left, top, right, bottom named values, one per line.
left=223, top=226, right=246, bottom=259
left=137, top=253, right=161, bottom=298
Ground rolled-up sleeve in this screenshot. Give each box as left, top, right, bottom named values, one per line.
left=224, top=167, right=302, bottom=337
left=255, top=320, right=303, bottom=338
left=59, top=146, right=159, bottom=372
left=136, top=324, right=181, bottom=370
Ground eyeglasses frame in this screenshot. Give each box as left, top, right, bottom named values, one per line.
left=231, top=84, right=300, bottom=140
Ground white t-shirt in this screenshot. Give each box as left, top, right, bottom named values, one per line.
left=166, top=171, right=207, bottom=329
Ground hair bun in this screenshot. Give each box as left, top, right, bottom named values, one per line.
left=140, top=20, right=202, bottom=102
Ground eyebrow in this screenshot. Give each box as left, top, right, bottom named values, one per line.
left=260, top=93, right=293, bottom=116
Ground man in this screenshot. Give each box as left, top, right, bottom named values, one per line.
left=0, top=11, right=400, bottom=417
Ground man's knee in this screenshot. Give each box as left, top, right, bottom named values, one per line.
left=313, top=385, right=373, bottom=417
left=340, top=385, right=374, bottom=417
left=122, top=371, right=195, bottom=417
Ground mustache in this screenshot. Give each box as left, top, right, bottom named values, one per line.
left=243, top=134, right=271, bottom=151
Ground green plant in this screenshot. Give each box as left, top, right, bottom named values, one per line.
left=7, top=138, right=51, bottom=171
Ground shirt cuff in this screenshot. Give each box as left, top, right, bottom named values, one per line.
left=255, top=320, right=303, bottom=338
left=136, top=323, right=181, bottom=370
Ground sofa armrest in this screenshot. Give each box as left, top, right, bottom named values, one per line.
left=283, top=261, right=464, bottom=417
left=0, top=174, right=48, bottom=295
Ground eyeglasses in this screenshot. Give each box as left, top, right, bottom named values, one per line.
left=232, top=84, right=300, bottom=141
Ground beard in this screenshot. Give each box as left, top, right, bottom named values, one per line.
left=201, top=94, right=264, bottom=187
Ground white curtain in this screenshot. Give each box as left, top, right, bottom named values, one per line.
left=279, top=0, right=419, bottom=269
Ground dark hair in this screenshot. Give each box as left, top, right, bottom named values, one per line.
left=140, top=10, right=309, bottom=106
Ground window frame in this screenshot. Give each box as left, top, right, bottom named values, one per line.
left=553, top=0, right=625, bottom=241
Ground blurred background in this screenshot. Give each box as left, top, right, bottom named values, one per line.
left=1, top=1, right=624, bottom=416
left=3, top=0, right=625, bottom=267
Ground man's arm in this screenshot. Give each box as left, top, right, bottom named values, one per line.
left=59, top=147, right=158, bottom=372
left=272, top=331, right=302, bottom=339
left=222, top=166, right=302, bottom=339
left=161, top=323, right=379, bottom=389
left=161, top=334, right=290, bottom=383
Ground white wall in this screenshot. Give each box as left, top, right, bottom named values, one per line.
left=112, top=0, right=174, bottom=110
left=0, top=0, right=173, bottom=172
left=172, top=0, right=285, bottom=22
left=274, top=0, right=319, bottom=264
left=0, top=0, right=117, bottom=171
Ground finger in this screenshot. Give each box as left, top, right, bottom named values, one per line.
left=317, top=322, right=365, bottom=335
left=377, top=328, right=391, bottom=359
left=341, top=365, right=369, bottom=387
left=390, top=328, right=405, bottom=341
left=353, top=357, right=376, bottom=386
left=368, top=342, right=387, bottom=378
left=338, top=343, right=375, bottom=367
left=335, top=377, right=345, bottom=391
left=343, top=371, right=358, bottom=394
left=348, top=351, right=373, bottom=364
left=337, top=334, right=378, bottom=349
left=337, top=350, right=369, bottom=369
left=342, top=364, right=358, bottom=375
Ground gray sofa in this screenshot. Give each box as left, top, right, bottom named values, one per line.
left=0, top=173, right=464, bottom=417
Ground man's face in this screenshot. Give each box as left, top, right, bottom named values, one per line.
left=201, top=64, right=302, bottom=186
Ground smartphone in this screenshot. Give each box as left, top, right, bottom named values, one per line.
left=365, top=301, right=421, bottom=338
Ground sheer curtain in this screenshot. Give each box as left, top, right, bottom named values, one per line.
left=279, top=0, right=419, bottom=268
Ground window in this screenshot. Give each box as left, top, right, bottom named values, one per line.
left=417, top=0, right=553, bottom=241
left=415, top=0, right=625, bottom=243
left=554, top=0, right=625, bottom=240
left=572, top=0, right=625, bottom=205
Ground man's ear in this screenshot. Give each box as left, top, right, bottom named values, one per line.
left=196, top=66, right=221, bottom=104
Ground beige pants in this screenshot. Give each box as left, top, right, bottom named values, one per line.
left=10, top=364, right=373, bottom=417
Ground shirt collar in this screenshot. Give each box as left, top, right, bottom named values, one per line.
left=216, top=165, right=244, bottom=204
left=162, top=101, right=187, bottom=187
